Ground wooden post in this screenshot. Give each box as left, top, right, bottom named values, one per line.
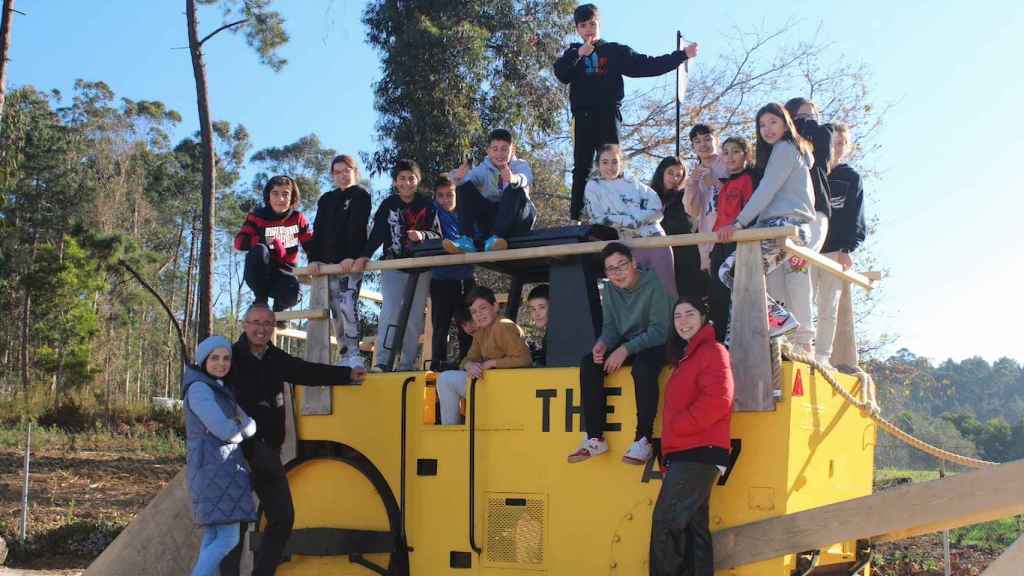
left=300, top=275, right=332, bottom=416
left=422, top=297, right=433, bottom=369
left=729, top=240, right=774, bottom=411
left=831, top=281, right=858, bottom=368
left=981, top=533, right=1024, bottom=575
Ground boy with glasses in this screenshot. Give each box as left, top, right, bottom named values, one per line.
left=568, top=242, right=672, bottom=465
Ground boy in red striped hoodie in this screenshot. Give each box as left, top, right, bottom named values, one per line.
left=234, top=175, right=313, bottom=312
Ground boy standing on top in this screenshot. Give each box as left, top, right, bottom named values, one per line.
left=554, top=3, right=698, bottom=222
left=445, top=128, right=536, bottom=253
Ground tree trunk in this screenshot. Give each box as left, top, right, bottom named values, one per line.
left=186, top=0, right=216, bottom=342
left=183, top=215, right=198, bottom=350
left=0, top=0, right=15, bottom=128
left=165, top=220, right=185, bottom=397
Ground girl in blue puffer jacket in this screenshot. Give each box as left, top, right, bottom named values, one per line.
left=183, top=336, right=257, bottom=576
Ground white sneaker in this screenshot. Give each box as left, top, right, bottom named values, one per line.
left=621, top=437, right=653, bottom=465
left=567, top=437, right=608, bottom=463
left=338, top=354, right=365, bottom=370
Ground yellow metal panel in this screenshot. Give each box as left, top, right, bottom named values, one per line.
left=285, top=362, right=874, bottom=575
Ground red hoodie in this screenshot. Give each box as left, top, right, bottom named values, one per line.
left=660, top=323, right=734, bottom=457
left=713, top=170, right=755, bottom=232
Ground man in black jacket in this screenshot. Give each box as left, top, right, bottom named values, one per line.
left=221, top=304, right=365, bottom=576
left=554, top=3, right=698, bottom=221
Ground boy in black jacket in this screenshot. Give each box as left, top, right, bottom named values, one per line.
left=307, top=154, right=372, bottom=369
left=353, top=159, right=441, bottom=372
left=554, top=3, right=698, bottom=221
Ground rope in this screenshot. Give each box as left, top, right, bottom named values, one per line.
left=778, top=341, right=996, bottom=470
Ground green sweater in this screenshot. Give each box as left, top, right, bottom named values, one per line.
left=599, top=268, right=673, bottom=354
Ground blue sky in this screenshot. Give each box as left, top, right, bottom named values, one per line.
left=10, top=1, right=1024, bottom=363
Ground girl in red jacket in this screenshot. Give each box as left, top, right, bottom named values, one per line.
left=650, top=296, right=734, bottom=576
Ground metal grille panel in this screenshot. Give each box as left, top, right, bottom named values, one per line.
left=485, top=494, right=546, bottom=567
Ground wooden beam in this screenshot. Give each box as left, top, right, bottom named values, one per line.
left=295, top=227, right=798, bottom=276
left=277, top=328, right=337, bottom=346
left=830, top=281, right=858, bottom=367
left=274, top=308, right=329, bottom=322
left=783, top=239, right=874, bottom=290
left=300, top=276, right=332, bottom=416
left=729, top=240, right=773, bottom=411
left=981, top=533, right=1024, bottom=575
left=863, top=270, right=883, bottom=282
left=713, top=459, right=1024, bottom=570
left=359, top=288, right=383, bottom=303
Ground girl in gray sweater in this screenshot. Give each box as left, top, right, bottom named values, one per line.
left=716, top=103, right=816, bottom=351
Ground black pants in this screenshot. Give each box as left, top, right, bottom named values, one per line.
left=579, top=345, right=663, bottom=441
left=220, top=441, right=295, bottom=576
left=429, top=277, right=475, bottom=370
left=455, top=181, right=536, bottom=242
left=570, top=108, right=621, bottom=220
left=673, top=245, right=707, bottom=302
left=245, top=244, right=300, bottom=312
left=708, top=243, right=735, bottom=343
left=649, top=460, right=720, bottom=576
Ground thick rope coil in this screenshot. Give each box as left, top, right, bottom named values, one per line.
left=778, top=340, right=995, bottom=470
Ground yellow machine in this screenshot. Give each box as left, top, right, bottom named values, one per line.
left=269, top=360, right=873, bottom=575
left=262, top=227, right=876, bottom=575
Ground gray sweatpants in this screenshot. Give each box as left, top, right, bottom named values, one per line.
left=328, top=273, right=362, bottom=361
left=377, top=269, right=431, bottom=371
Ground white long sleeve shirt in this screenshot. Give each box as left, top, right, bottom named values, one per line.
left=584, top=173, right=666, bottom=239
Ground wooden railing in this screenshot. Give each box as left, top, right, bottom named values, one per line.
left=279, top=227, right=877, bottom=413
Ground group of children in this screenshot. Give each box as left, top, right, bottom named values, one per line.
left=199, top=3, right=869, bottom=574
left=232, top=3, right=865, bottom=375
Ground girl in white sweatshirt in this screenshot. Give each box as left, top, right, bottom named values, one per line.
left=585, top=144, right=677, bottom=298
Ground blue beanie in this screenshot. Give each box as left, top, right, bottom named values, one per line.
left=196, top=335, right=232, bottom=368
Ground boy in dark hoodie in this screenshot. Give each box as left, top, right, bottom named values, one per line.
left=554, top=3, right=698, bottom=222
left=234, top=175, right=313, bottom=312
left=429, top=174, right=476, bottom=370
left=353, top=159, right=441, bottom=372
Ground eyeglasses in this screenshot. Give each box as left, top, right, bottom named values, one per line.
left=604, top=261, right=632, bottom=275
left=245, top=320, right=275, bottom=329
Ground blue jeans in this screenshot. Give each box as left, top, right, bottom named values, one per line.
left=192, top=522, right=240, bottom=576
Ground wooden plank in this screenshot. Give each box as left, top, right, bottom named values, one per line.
left=277, top=327, right=338, bottom=346
left=830, top=281, right=858, bottom=367
left=300, top=276, right=332, bottom=416
left=863, top=270, right=883, bottom=282
left=83, top=470, right=202, bottom=576
left=422, top=298, right=434, bottom=367
left=783, top=239, right=874, bottom=290
left=713, top=459, right=1024, bottom=570
left=729, top=241, right=774, bottom=411
left=295, top=227, right=798, bottom=276
left=981, top=533, right=1024, bottom=575
left=274, top=308, right=329, bottom=321
left=359, top=288, right=383, bottom=303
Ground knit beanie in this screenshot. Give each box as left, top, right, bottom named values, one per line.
left=196, top=335, right=232, bottom=368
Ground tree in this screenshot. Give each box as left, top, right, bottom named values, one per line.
left=0, top=0, right=16, bottom=128
left=362, top=0, right=574, bottom=180
left=185, top=0, right=288, bottom=340
left=249, top=133, right=337, bottom=213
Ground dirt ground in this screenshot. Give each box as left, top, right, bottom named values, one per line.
left=0, top=446, right=181, bottom=569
